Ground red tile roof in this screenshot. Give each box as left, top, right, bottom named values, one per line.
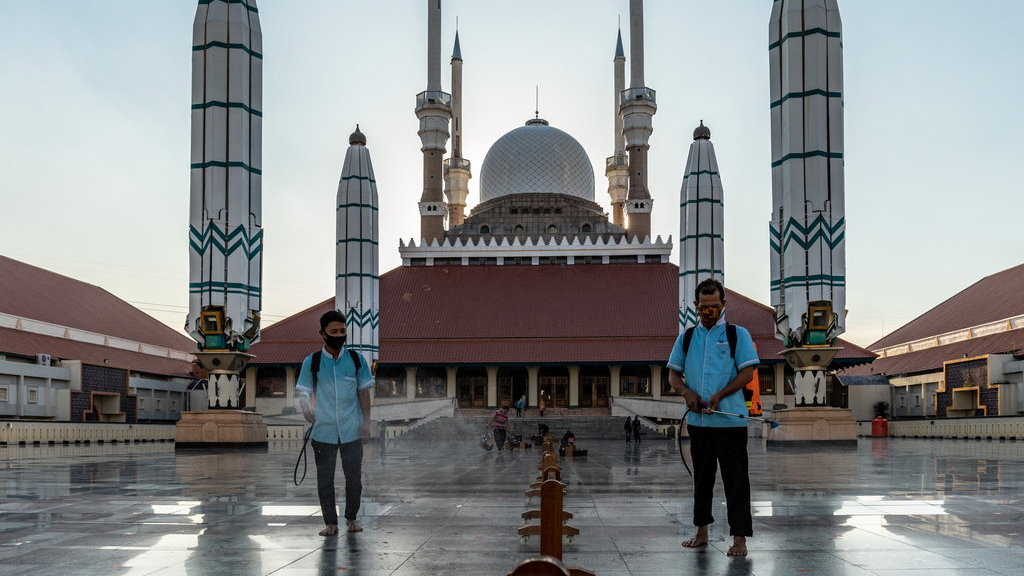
left=251, top=263, right=875, bottom=367
left=0, top=256, right=196, bottom=377
left=0, top=256, right=195, bottom=351
left=870, top=263, right=1024, bottom=349
left=0, top=327, right=196, bottom=378
left=843, top=329, right=1024, bottom=377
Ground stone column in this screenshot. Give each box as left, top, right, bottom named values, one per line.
left=568, top=365, right=580, bottom=407
left=489, top=364, right=501, bottom=405
left=244, top=366, right=257, bottom=407
left=528, top=366, right=540, bottom=406
left=651, top=364, right=663, bottom=399
left=285, top=366, right=296, bottom=406
left=446, top=367, right=457, bottom=399
left=405, top=367, right=417, bottom=401
left=610, top=365, right=622, bottom=397
left=486, top=366, right=498, bottom=407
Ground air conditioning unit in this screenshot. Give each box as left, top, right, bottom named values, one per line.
left=36, top=354, right=51, bottom=366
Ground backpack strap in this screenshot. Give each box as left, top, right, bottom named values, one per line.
left=683, top=323, right=739, bottom=370
left=348, top=348, right=362, bottom=372
left=310, top=350, right=322, bottom=390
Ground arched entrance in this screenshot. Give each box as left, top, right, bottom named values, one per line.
left=620, top=365, right=652, bottom=396
left=456, top=367, right=488, bottom=408
left=579, top=365, right=610, bottom=408
left=497, top=367, right=527, bottom=408
left=415, top=367, right=447, bottom=398
left=539, top=366, right=569, bottom=408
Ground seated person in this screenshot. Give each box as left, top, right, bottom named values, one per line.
left=560, top=430, right=576, bottom=447
left=538, top=423, right=550, bottom=438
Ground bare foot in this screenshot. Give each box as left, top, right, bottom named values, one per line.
left=682, top=527, right=708, bottom=548
left=727, top=537, right=747, bottom=556
left=346, top=520, right=363, bottom=533
left=319, top=524, right=339, bottom=536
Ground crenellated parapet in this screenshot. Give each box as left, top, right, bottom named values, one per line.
left=398, top=234, right=672, bottom=266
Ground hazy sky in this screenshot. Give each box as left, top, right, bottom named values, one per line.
left=1, top=1, right=1021, bottom=349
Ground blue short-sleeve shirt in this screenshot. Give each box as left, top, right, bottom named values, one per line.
left=295, top=347, right=375, bottom=444
left=666, top=316, right=759, bottom=428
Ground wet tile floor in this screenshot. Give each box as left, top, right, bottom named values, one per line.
left=0, top=436, right=1022, bottom=575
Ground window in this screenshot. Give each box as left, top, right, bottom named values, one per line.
left=415, top=368, right=447, bottom=398
left=0, top=388, right=7, bottom=403
left=547, top=224, right=559, bottom=234
left=479, top=225, right=490, bottom=234
left=156, top=398, right=163, bottom=410
left=375, top=366, right=407, bottom=398
left=913, top=395, right=921, bottom=407
left=581, top=224, right=592, bottom=233
left=257, top=367, right=287, bottom=398
left=138, top=397, right=146, bottom=410
left=27, top=388, right=38, bottom=404
left=171, top=399, right=178, bottom=411
left=514, top=225, right=525, bottom=235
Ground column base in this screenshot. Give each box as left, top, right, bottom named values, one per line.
left=175, top=410, right=268, bottom=450
left=765, top=407, right=856, bottom=444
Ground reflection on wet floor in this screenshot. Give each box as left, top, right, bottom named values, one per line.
left=0, top=437, right=1022, bottom=575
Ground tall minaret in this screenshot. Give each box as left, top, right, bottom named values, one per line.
left=336, top=126, right=380, bottom=365
left=621, top=0, right=657, bottom=240
left=605, top=28, right=628, bottom=227
left=678, top=121, right=725, bottom=332
left=443, top=29, right=471, bottom=228
left=416, top=0, right=452, bottom=243
left=769, top=0, right=846, bottom=407
left=186, top=0, right=263, bottom=409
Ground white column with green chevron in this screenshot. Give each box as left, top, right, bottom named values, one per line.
left=336, top=127, right=379, bottom=364
left=769, top=0, right=846, bottom=347
left=678, top=122, right=724, bottom=333
left=187, top=0, right=263, bottom=356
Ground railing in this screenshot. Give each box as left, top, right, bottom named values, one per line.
left=0, top=421, right=175, bottom=444
left=444, top=157, right=472, bottom=171
left=620, top=87, right=656, bottom=106
left=605, top=154, right=628, bottom=171
left=416, top=90, right=452, bottom=109
left=858, top=416, right=1024, bottom=440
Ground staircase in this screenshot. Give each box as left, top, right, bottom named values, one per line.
left=399, top=409, right=649, bottom=441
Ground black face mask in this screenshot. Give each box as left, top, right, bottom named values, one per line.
left=323, top=334, right=346, bottom=350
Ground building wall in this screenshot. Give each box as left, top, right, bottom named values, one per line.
left=0, top=358, right=72, bottom=420
left=131, top=375, right=190, bottom=422
left=72, top=364, right=136, bottom=423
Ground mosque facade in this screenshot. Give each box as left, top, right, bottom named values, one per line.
left=246, top=0, right=875, bottom=421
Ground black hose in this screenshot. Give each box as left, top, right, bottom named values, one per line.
left=293, top=426, right=312, bottom=486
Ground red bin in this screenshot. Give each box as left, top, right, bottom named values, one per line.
left=871, top=416, right=888, bottom=438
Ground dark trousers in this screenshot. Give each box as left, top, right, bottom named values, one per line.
left=312, top=439, right=363, bottom=525
left=493, top=429, right=507, bottom=451
left=687, top=425, right=752, bottom=537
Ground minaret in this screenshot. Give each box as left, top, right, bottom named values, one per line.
left=621, top=0, right=657, bottom=240
left=769, top=0, right=846, bottom=407
left=605, top=28, right=628, bottom=227
left=186, top=0, right=263, bottom=410
left=443, top=29, right=471, bottom=228
left=336, top=126, right=380, bottom=365
left=678, top=121, right=725, bottom=332
left=416, top=0, right=452, bottom=243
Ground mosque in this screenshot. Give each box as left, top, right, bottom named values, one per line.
left=246, top=0, right=874, bottom=423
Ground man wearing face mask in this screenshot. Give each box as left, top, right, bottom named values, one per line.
left=667, top=279, right=759, bottom=557
left=296, top=310, right=374, bottom=536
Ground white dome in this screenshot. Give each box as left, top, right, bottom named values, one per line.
left=479, top=119, right=595, bottom=202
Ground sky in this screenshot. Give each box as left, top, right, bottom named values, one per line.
left=1, top=1, right=1022, bottom=350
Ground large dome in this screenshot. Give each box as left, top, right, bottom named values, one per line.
left=479, top=118, right=595, bottom=202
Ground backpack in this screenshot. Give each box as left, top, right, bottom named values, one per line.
left=682, top=323, right=738, bottom=370
left=309, top=348, right=362, bottom=390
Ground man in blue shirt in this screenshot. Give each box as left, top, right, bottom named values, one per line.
left=297, top=311, right=375, bottom=536
left=667, top=279, right=759, bottom=557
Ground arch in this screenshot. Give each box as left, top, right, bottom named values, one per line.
left=620, top=364, right=652, bottom=396
left=497, top=367, right=528, bottom=408
left=479, top=224, right=490, bottom=235
left=514, top=224, right=525, bottom=235
left=456, top=366, right=488, bottom=408
left=579, top=365, right=610, bottom=408
left=415, top=367, right=447, bottom=398
left=539, top=366, right=569, bottom=408
left=375, top=365, right=407, bottom=399
left=547, top=224, right=559, bottom=234
left=580, top=223, right=592, bottom=234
